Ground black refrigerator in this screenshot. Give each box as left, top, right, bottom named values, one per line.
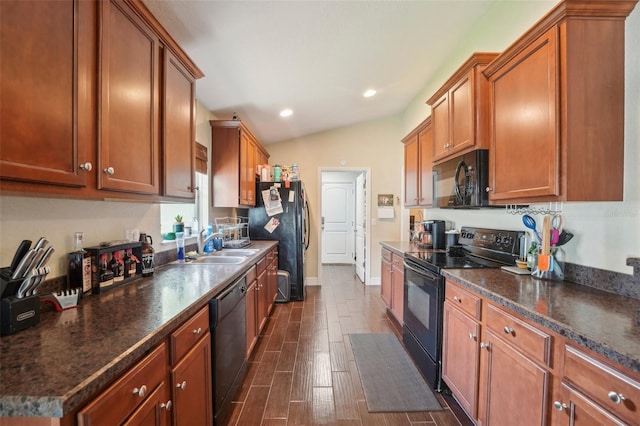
left=249, top=181, right=309, bottom=301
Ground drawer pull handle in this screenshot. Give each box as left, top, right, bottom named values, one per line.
left=480, top=342, right=489, bottom=349
left=503, top=326, right=514, bottom=335
left=132, top=385, right=147, bottom=398
left=453, top=296, right=461, bottom=302
left=608, top=391, right=626, bottom=404
left=160, top=400, right=172, bottom=411
left=193, top=327, right=202, bottom=335
left=103, top=166, right=115, bottom=175
left=553, top=401, right=567, bottom=411
left=468, top=333, right=476, bottom=340
left=176, top=381, right=187, bottom=391
left=80, top=162, right=93, bottom=171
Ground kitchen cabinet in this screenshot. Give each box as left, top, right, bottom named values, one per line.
left=555, top=345, right=640, bottom=426
left=0, top=0, right=96, bottom=188
left=442, top=282, right=482, bottom=419
left=0, top=0, right=203, bottom=202
left=256, top=256, right=269, bottom=332
left=427, top=53, right=498, bottom=163
left=402, top=117, right=433, bottom=207
left=210, top=120, right=270, bottom=208
left=169, top=305, right=212, bottom=426
left=483, top=0, right=636, bottom=204
left=380, top=248, right=392, bottom=307
left=246, top=266, right=258, bottom=358
left=77, top=343, right=169, bottom=426
left=267, top=248, right=279, bottom=314
left=123, top=382, right=171, bottom=426
left=162, top=49, right=196, bottom=199
left=379, top=248, right=404, bottom=325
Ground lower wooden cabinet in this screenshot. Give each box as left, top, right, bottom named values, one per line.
left=380, top=247, right=404, bottom=325
left=246, top=248, right=279, bottom=359
left=380, top=248, right=392, bottom=307
left=246, top=266, right=258, bottom=358
left=557, top=384, right=627, bottom=426
left=123, top=382, right=171, bottom=426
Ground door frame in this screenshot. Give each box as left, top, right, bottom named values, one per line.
left=317, top=167, right=371, bottom=285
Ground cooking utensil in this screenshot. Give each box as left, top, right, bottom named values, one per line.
left=23, top=248, right=45, bottom=278
left=522, top=215, right=541, bottom=243
left=36, top=246, right=55, bottom=269
left=537, top=215, right=551, bottom=271
left=27, top=266, right=50, bottom=296
left=34, top=237, right=49, bottom=251
left=40, top=288, right=80, bottom=311
left=556, top=230, right=574, bottom=246
left=550, top=214, right=563, bottom=245
left=11, top=249, right=36, bottom=280
left=8, top=240, right=32, bottom=275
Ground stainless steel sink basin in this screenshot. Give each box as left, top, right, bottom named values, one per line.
left=214, top=249, right=259, bottom=257
left=188, top=256, right=247, bottom=264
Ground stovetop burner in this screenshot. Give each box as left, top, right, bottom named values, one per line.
left=406, top=226, right=524, bottom=273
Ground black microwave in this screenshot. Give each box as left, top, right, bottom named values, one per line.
left=432, top=149, right=490, bottom=208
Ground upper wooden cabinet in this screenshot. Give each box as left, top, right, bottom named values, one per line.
left=210, top=120, right=270, bottom=208
left=402, top=117, right=433, bottom=207
left=427, top=53, right=499, bottom=163
left=0, top=0, right=96, bottom=188
left=0, top=0, right=203, bottom=201
left=483, top=0, right=637, bottom=204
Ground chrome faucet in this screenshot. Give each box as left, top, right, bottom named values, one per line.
left=197, top=229, right=223, bottom=254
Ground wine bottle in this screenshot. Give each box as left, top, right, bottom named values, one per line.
left=67, top=232, right=92, bottom=293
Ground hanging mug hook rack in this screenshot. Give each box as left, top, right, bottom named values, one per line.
left=506, top=202, right=563, bottom=216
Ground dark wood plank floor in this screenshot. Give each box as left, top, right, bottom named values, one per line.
left=225, top=265, right=468, bottom=425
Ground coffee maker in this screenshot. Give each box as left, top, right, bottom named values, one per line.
left=421, top=220, right=446, bottom=249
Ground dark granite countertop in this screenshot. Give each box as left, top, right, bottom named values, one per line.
left=0, top=241, right=277, bottom=418
left=380, top=241, right=640, bottom=376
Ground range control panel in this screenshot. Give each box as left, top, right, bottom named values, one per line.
left=458, top=226, right=524, bottom=255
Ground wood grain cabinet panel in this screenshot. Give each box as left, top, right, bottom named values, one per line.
left=427, top=53, right=498, bottom=163
left=390, top=253, right=404, bottom=325
left=123, top=381, right=171, bottom=426
left=99, top=0, right=160, bottom=195
left=402, top=117, right=433, bottom=207
left=163, top=49, right=196, bottom=199
left=0, top=0, right=95, bottom=188
left=484, top=0, right=637, bottom=203
left=380, top=248, right=392, bottom=308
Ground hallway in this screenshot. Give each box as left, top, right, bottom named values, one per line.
left=225, top=265, right=466, bottom=425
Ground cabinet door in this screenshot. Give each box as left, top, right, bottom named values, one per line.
left=246, top=281, right=257, bottom=358
left=449, top=72, right=473, bottom=152
left=431, top=93, right=450, bottom=161
left=0, top=0, right=93, bottom=187
left=557, top=384, right=626, bottom=426
left=403, top=132, right=419, bottom=207
left=171, top=333, right=213, bottom=426
left=442, top=302, right=480, bottom=420
left=381, top=255, right=392, bottom=308
left=99, top=0, right=160, bottom=195
left=268, top=254, right=279, bottom=306
left=480, top=329, right=549, bottom=425
left=257, top=269, right=268, bottom=331
left=163, top=49, right=195, bottom=199
left=239, top=131, right=257, bottom=206
left=391, top=255, right=404, bottom=325
left=488, top=27, right=559, bottom=202
left=123, top=381, right=171, bottom=426
left=417, top=123, right=433, bottom=207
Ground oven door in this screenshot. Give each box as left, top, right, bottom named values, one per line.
left=403, top=257, right=445, bottom=389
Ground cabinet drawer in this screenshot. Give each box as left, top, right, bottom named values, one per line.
left=445, top=281, right=481, bottom=320
left=256, top=256, right=267, bottom=274
left=382, top=247, right=392, bottom=262
left=78, top=342, right=168, bottom=426
left=564, top=345, right=640, bottom=424
left=170, top=305, right=210, bottom=364
left=246, top=264, right=257, bottom=284
left=485, top=303, right=551, bottom=366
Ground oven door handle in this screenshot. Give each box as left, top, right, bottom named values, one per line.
left=403, top=260, right=440, bottom=281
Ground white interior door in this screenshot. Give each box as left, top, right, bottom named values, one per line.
left=354, top=173, right=366, bottom=282
left=321, top=182, right=354, bottom=264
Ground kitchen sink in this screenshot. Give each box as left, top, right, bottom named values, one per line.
left=214, top=249, right=259, bottom=257
left=187, top=256, right=247, bottom=265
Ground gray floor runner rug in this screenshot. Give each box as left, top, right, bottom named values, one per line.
left=350, top=333, right=443, bottom=413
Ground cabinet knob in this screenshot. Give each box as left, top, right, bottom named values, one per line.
left=553, top=401, right=567, bottom=411
left=608, top=391, right=626, bottom=404
left=103, top=166, right=115, bottom=175
left=480, top=342, right=489, bottom=349
left=132, top=385, right=147, bottom=398
left=453, top=296, right=461, bottom=302
left=160, top=400, right=172, bottom=411
left=193, top=327, right=202, bottom=335
left=503, top=326, right=514, bottom=335
left=79, top=162, right=93, bottom=171
left=485, top=187, right=492, bottom=192
left=176, top=380, right=187, bottom=391
left=468, top=333, right=476, bottom=340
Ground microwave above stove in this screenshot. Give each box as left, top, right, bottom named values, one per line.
left=433, top=149, right=490, bottom=208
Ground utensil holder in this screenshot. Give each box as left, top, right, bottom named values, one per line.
left=531, top=247, right=565, bottom=281
left=1, top=271, right=41, bottom=336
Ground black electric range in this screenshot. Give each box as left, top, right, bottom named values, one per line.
left=402, top=226, right=525, bottom=391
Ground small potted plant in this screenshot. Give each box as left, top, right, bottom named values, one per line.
left=173, top=215, right=185, bottom=233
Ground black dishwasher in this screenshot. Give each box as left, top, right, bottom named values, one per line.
left=209, top=275, right=247, bottom=425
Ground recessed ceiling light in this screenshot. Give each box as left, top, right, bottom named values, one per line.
left=279, top=108, right=293, bottom=118
left=363, top=89, right=377, bottom=98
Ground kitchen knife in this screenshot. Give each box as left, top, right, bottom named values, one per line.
left=8, top=240, right=32, bottom=275
left=36, top=246, right=55, bottom=269
left=16, top=276, right=33, bottom=299
left=11, top=249, right=36, bottom=280
left=26, top=267, right=49, bottom=297
left=34, top=237, right=49, bottom=251
left=22, top=248, right=45, bottom=278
